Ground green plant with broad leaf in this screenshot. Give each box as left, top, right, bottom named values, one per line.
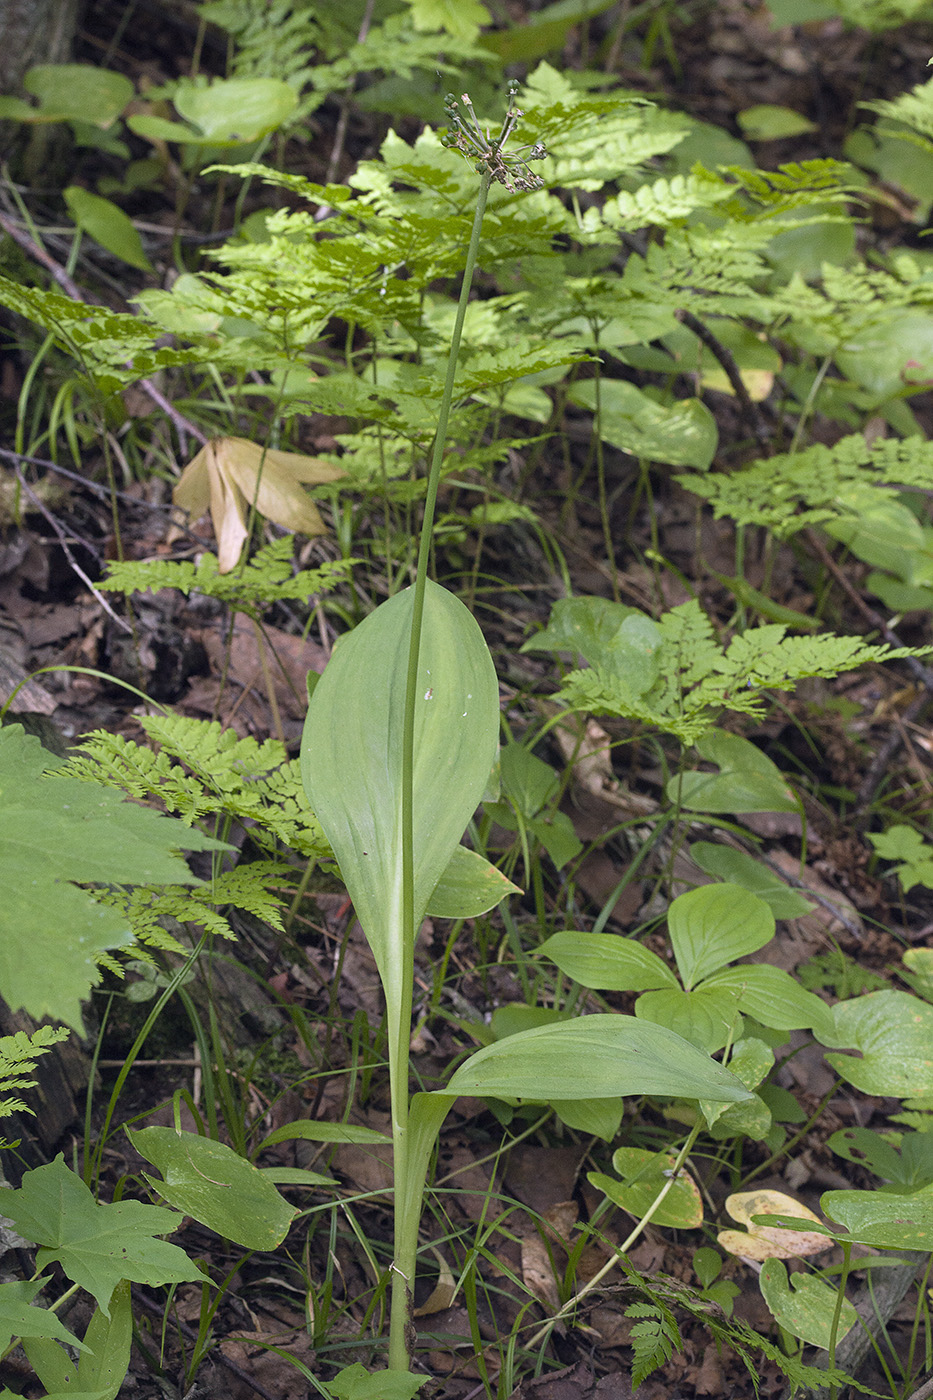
left=299, top=85, right=753, bottom=1378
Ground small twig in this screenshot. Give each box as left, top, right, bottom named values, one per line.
left=907, top=1371, right=933, bottom=1400
left=675, top=306, right=772, bottom=449
left=0, top=207, right=208, bottom=451
left=12, top=467, right=132, bottom=633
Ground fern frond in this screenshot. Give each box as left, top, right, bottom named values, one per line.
left=625, top=1301, right=682, bottom=1389
left=679, top=432, right=933, bottom=536
left=60, top=716, right=329, bottom=858
left=101, top=539, right=354, bottom=615
left=864, top=74, right=933, bottom=149
left=0, top=1027, right=70, bottom=1120
left=554, top=598, right=921, bottom=743
left=97, top=861, right=291, bottom=947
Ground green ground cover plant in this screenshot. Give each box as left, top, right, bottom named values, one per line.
left=2, top=3, right=933, bottom=1397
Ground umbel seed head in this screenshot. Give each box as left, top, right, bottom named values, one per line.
left=440, top=85, right=546, bottom=193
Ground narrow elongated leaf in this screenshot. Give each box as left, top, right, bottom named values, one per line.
left=443, top=1014, right=753, bottom=1104
left=301, top=583, right=499, bottom=1007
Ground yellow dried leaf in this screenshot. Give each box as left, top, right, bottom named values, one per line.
left=173, top=437, right=344, bottom=572
left=412, top=1248, right=456, bottom=1317
left=717, top=1189, right=831, bottom=1261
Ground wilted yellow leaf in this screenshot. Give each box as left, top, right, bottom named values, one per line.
left=174, top=436, right=344, bottom=572
left=717, top=1189, right=831, bottom=1261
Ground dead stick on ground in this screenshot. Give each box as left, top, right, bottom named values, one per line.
left=675, top=306, right=773, bottom=449
left=0, top=208, right=208, bottom=451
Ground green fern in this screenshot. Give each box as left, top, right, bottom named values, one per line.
left=539, top=597, right=919, bottom=744
left=101, top=539, right=354, bottom=617
left=91, top=863, right=292, bottom=953
left=863, top=73, right=933, bottom=151
left=626, top=1301, right=681, bottom=1388
left=0, top=1026, right=70, bottom=1124
left=679, top=432, right=933, bottom=537
left=0, top=277, right=202, bottom=396
left=60, top=714, right=328, bottom=858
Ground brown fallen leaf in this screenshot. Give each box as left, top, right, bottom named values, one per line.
left=174, top=436, right=344, bottom=571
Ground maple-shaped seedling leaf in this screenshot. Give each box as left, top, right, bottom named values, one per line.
left=1, top=1155, right=203, bottom=1315
left=0, top=725, right=227, bottom=1030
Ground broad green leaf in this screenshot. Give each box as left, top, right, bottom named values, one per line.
left=13, top=64, right=132, bottom=127
left=759, top=1258, right=856, bottom=1349
left=134, top=78, right=298, bottom=148
left=490, top=1004, right=569, bottom=1039
left=520, top=595, right=638, bottom=664
left=551, top=1097, right=624, bottom=1140
left=301, top=583, right=499, bottom=1018
left=903, top=948, right=933, bottom=1002
left=0, top=1280, right=86, bottom=1355
left=703, top=965, right=835, bottom=1037
left=826, top=492, right=925, bottom=574
left=538, top=930, right=677, bottom=991
left=0, top=725, right=226, bottom=1030
left=527, top=810, right=583, bottom=870
left=175, top=78, right=297, bottom=141
left=128, top=1126, right=297, bottom=1251
left=819, top=990, right=933, bottom=1097
left=689, top=843, right=814, bottom=919
left=500, top=742, right=557, bottom=818
left=570, top=378, right=717, bottom=469
left=590, top=1146, right=703, bottom=1227
left=0, top=1156, right=201, bottom=1314
left=442, top=1014, right=754, bottom=1104
left=705, top=1090, right=772, bottom=1141
left=426, top=844, right=521, bottom=918
left=666, top=884, right=775, bottom=989
left=670, top=731, right=798, bottom=814
left=64, top=188, right=152, bottom=272
left=635, top=985, right=744, bottom=1054
left=322, top=1360, right=425, bottom=1400
left=835, top=309, right=933, bottom=399
left=75, top=1281, right=132, bottom=1400
left=828, top=1127, right=933, bottom=1191
left=822, top=1190, right=933, bottom=1251
left=737, top=106, right=817, bottom=140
